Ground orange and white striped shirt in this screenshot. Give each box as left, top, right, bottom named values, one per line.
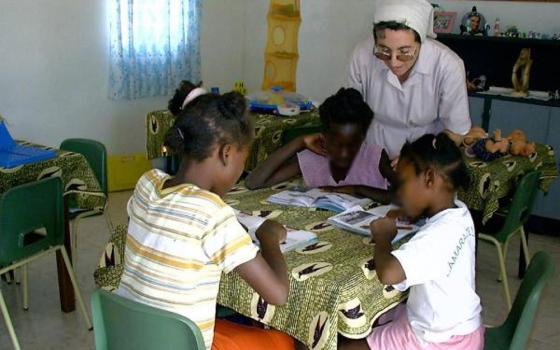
left=116, top=169, right=258, bottom=349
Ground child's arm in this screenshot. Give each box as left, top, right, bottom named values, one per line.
left=378, top=149, right=397, bottom=186
left=235, top=220, right=290, bottom=305
left=245, top=134, right=325, bottom=190
left=369, top=217, right=406, bottom=285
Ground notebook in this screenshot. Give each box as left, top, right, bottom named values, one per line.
left=328, top=205, right=424, bottom=243
left=0, top=122, right=55, bottom=168
left=267, top=188, right=373, bottom=213
left=234, top=209, right=318, bottom=253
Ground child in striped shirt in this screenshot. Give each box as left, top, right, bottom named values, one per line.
left=116, top=88, right=294, bottom=350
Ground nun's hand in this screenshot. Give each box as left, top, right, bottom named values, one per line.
left=302, top=133, right=327, bottom=156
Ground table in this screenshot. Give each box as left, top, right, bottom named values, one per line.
left=459, top=143, right=557, bottom=224
left=94, top=181, right=409, bottom=350
left=0, top=142, right=106, bottom=312
left=146, top=109, right=320, bottom=170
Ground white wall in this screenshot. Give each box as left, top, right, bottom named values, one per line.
left=2, top=0, right=559, bottom=154
left=242, top=0, right=376, bottom=102
left=432, top=1, right=560, bottom=34
left=0, top=0, right=245, bottom=154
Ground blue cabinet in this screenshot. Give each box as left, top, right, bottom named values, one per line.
left=534, top=109, right=560, bottom=219
left=488, top=100, right=551, bottom=143
left=468, top=96, right=484, bottom=127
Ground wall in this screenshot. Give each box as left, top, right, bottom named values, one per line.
left=242, top=0, right=560, bottom=102
left=432, top=1, right=560, bottom=35
left=242, top=0, right=377, bottom=102
left=0, top=0, right=245, bottom=154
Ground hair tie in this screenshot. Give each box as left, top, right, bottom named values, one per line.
left=176, top=127, right=184, bottom=140
left=432, top=137, right=437, bottom=150
left=181, top=87, right=207, bottom=110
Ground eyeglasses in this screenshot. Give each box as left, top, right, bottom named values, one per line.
left=373, top=46, right=417, bottom=62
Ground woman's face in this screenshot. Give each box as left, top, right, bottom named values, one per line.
left=375, top=29, right=420, bottom=80
left=324, top=123, right=365, bottom=169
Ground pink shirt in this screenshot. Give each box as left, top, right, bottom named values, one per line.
left=348, top=38, right=471, bottom=158
left=297, top=143, right=388, bottom=189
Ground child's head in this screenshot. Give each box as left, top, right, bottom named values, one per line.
left=319, top=88, right=374, bottom=168
left=397, top=133, right=470, bottom=218
left=165, top=92, right=253, bottom=196
left=168, top=80, right=203, bottom=116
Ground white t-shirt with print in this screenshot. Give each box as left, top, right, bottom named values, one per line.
left=391, top=200, right=482, bottom=344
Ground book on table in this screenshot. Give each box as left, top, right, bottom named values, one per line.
left=328, top=205, right=424, bottom=243
left=267, top=188, right=373, bottom=213
left=234, top=209, right=318, bottom=253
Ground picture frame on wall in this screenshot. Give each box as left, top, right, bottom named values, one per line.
left=433, top=11, right=457, bottom=34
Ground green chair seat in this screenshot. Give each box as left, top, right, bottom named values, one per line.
left=484, top=251, right=555, bottom=350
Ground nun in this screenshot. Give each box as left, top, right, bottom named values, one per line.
left=348, top=0, right=471, bottom=159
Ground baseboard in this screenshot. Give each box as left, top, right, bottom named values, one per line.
left=527, top=215, right=560, bottom=236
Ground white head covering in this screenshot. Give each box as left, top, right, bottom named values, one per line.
left=373, top=0, right=436, bottom=42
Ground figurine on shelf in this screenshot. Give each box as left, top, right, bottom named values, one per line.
left=511, top=48, right=532, bottom=97
left=461, top=7, right=487, bottom=36
left=466, top=74, right=487, bottom=92
left=493, top=18, right=501, bottom=37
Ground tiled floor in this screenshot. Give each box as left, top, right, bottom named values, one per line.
left=0, top=191, right=558, bottom=349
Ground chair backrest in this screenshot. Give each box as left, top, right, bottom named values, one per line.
left=281, top=123, right=323, bottom=146
left=91, top=289, right=206, bottom=350
left=496, top=171, right=541, bottom=242
left=487, top=251, right=555, bottom=350
left=0, top=177, right=64, bottom=266
left=60, top=139, right=108, bottom=195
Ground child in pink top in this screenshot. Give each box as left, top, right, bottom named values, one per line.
left=246, top=88, right=395, bottom=203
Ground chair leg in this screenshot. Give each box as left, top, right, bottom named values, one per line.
left=497, top=233, right=513, bottom=282
left=519, top=226, right=531, bottom=268
left=71, top=218, right=80, bottom=268
left=22, top=265, right=28, bottom=311
left=0, top=289, right=21, bottom=350
left=495, top=242, right=512, bottom=309
left=59, top=247, right=93, bottom=330
left=14, top=268, right=20, bottom=285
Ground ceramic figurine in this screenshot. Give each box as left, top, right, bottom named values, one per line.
left=511, top=48, right=532, bottom=97
left=493, top=18, right=501, bottom=36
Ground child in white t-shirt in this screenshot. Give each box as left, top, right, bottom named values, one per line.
left=340, top=133, right=484, bottom=350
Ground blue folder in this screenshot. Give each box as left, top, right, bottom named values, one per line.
left=0, top=122, right=56, bottom=168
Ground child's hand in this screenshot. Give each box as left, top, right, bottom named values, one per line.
left=320, top=186, right=355, bottom=195
left=256, top=220, right=287, bottom=244
left=370, top=217, right=397, bottom=243
left=302, top=133, right=327, bottom=156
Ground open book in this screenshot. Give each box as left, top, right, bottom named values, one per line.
left=267, top=188, right=373, bottom=213
left=234, top=210, right=318, bottom=253
left=328, top=205, right=423, bottom=243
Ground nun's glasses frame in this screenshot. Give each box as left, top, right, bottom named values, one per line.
left=373, top=45, right=417, bottom=62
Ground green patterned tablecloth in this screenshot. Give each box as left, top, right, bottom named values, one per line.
left=0, top=141, right=106, bottom=210
left=146, top=109, right=321, bottom=170
left=459, top=143, right=558, bottom=223
left=94, top=180, right=409, bottom=350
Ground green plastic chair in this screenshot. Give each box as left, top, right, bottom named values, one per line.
left=91, top=289, right=205, bottom=350
left=281, top=123, right=323, bottom=146
left=485, top=251, right=555, bottom=350
left=0, top=177, right=92, bottom=350
left=479, top=171, right=541, bottom=309
left=60, top=138, right=113, bottom=266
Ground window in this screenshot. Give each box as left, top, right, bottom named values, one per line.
left=108, top=0, right=201, bottom=99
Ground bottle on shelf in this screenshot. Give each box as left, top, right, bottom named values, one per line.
left=494, top=18, right=501, bottom=37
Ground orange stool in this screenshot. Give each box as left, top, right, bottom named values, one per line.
left=212, top=319, right=295, bottom=350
